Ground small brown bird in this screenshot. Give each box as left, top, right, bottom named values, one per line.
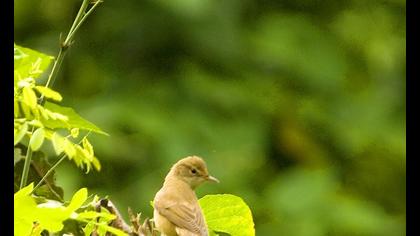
left=153, top=156, right=219, bottom=236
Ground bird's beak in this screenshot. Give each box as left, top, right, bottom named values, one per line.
left=206, top=175, right=220, bottom=183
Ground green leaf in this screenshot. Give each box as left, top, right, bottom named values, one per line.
left=83, top=220, right=96, bottom=236
left=96, top=223, right=129, bottom=236
left=44, top=102, right=109, bottom=135
left=14, top=122, right=28, bottom=145
left=14, top=99, right=20, bottom=117
left=199, top=194, right=255, bottom=236
left=14, top=44, right=54, bottom=80
left=36, top=204, right=68, bottom=233
left=74, top=144, right=93, bottom=172
left=22, top=86, right=38, bottom=109
left=82, top=137, right=94, bottom=157
left=30, top=128, right=45, bottom=151
left=15, top=182, right=34, bottom=197
left=71, top=128, right=80, bottom=138
left=14, top=183, right=38, bottom=236
left=92, top=156, right=101, bottom=171
left=35, top=86, right=63, bottom=102
left=52, top=132, right=66, bottom=155
left=63, top=139, right=76, bottom=158
left=20, top=101, right=33, bottom=119
left=67, top=188, right=88, bottom=213
left=14, top=44, right=26, bottom=60
left=42, top=107, right=69, bottom=121
left=14, top=148, right=25, bottom=166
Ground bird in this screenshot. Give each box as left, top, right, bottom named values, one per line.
left=153, top=156, right=219, bottom=236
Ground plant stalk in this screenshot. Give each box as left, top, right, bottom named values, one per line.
left=19, top=147, right=33, bottom=189
left=43, top=0, right=102, bottom=95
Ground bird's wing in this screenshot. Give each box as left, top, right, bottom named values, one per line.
left=155, top=199, right=208, bottom=236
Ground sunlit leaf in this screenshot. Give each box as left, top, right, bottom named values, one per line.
left=30, top=128, right=45, bottom=151
left=82, top=137, right=94, bottom=157
left=14, top=183, right=37, bottom=236
left=14, top=99, right=20, bottom=117
left=35, top=86, right=63, bottom=102
left=22, top=86, right=37, bottom=109
left=199, top=194, right=255, bottom=236
left=20, top=101, right=33, bottom=119
left=14, top=44, right=54, bottom=80
left=52, top=132, right=66, bottom=155
left=44, top=102, right=108, bottom=135
left=96, top=223, right=128, bottom=236
left=14, top=122, right=28, bottom=145
left=71, top=128, right=80, bottom=138
left=66, top=188, right=88, bottom=213
left=83, top=220, right=95, bottom=236
left=92, top=156, right=101, bottom=171
left=63, top=139, right=76, bottom=158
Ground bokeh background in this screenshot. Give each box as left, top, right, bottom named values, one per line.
left=15, top=0, right=406, bottom=235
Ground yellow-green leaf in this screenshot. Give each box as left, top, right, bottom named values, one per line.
left=96, top=223, right=129, bottom=236
left=199, top=194, right=255, bottom=236
left=14, top=44, right=54, bottom=80
left=82, top=137, right=94, bottom=157
left=20, top=102, right=33, bottom=119
left=14, top=122, right=28, bottom=146
left=51, top=132, right=65, bottom=155
left=83, top=221, right=96, bottom=236
left=35, top=86, right=63, bottom=102
left=44, top=102, right=108, bottom=136
left=71, top=128, right=79, bottom=138
left=14, top=183, right=37, bottom=236
left=92, top=156, right=101, bottom=171
left=66, top=188, right=88, bottom=213
left=63, top=139, right=76, bottom=158
left=22, top=86, right=38, bottom=109
left=29, top=128, right=45, bottom=151
left=14, top=99, right=20, bottom=117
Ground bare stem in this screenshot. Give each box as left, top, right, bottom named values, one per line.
left=43, top=0, right=103, bottom=94
left=19, top=146, right=33, bottom=189
left=31, top=153, right=67, bottom=194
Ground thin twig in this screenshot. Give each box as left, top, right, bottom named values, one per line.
left=65, top=0, right=103, bottom=44
left=66, top=0, right=90, bottom=43
left=31, top=153, right=67, bottom=195
left=31, top=159, right=64, bottom=201
left=42, top=0, right=103, bottom=98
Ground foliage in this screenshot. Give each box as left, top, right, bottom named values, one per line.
left=199, top=194, right=255, bottom=236
left=15, top=0, right=405, bottom=235
left=14, top=184, right=126, bottom=236
left=13, top=1, right=128, bottom=235
left=13, top=41, right=127, bottom=235
left=14, top=43, right=104, bottom=172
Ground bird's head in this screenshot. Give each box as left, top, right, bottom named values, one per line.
left=168, top=156, right=219, bottom=189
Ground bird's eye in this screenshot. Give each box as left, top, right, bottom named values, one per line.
left=191, top=169, right=197, bottom=174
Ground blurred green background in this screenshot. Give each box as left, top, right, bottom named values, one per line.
left=14, top=0, right=406, bottom=235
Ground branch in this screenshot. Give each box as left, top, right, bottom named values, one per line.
left=93, top=199, right=157, bottom=236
